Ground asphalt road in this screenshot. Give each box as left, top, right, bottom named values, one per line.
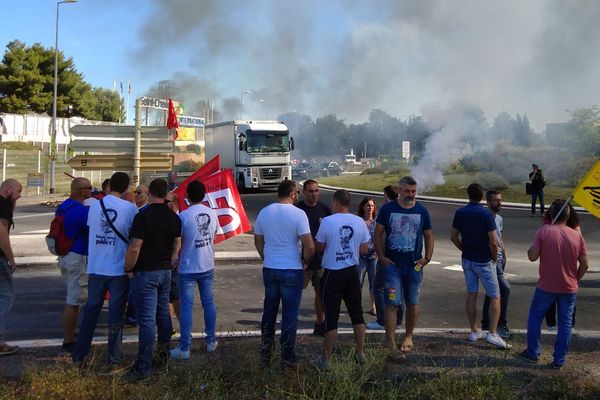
left=5, top=189, right=600, bottom=342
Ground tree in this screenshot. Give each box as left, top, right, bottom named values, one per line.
left=491, top=111, right=514, bottom=142
left=568, top=106, right=600, bottom=156
left=312, top=114, right=345, bottom=157
left=512, top=113, right=533, bottom=147
left=0, top=40, right=122, bottom=121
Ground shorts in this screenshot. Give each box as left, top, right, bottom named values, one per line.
left=383, top=262, right=423, bottom=306
left=319, top=266, right=365, bottom=332
left=58, top=252, right=88, bottom=306
left=170, top=271, right=180, bottom=302
left=462, top=259, right=499, bottom=298
left=303, top=268, right=324, bottom=289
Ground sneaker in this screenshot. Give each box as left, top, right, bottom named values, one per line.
left=366, top=321, right=385, bottom=330
left=313, top=322, right=326, bottom=336
left=0, top=344, right=19, bottom=356
left=486, top=332, right=512, bottom=349
left=121, top=369, right=152, bottom=383
left=497, top=325, right=512, bottom=339
left=61, top=341, right=76, bottom=355
left=206, top=341, right=218, bottom=353
left=468, top=330, right=484, bottom=342
left=515, top=349, right=539, bottom=364
left=549, top=361, right=563, bottom=370
left=311, top=357, right=330, bottom=370
left=170, top=346, right=190, bottom=360
left=547, top=325, right=556, bottom=332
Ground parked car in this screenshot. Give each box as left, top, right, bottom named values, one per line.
left=292, top=161, right=342, bottom=180
left=292, top=163, right=313, bottom=180
left=316, top=162, right=342, bottom=177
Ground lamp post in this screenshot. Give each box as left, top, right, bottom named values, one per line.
left=256, top=99, right=264, bottom=119
left=50, top=0, right=77, bottom=194
left=240, top=90, right=252, bottom=120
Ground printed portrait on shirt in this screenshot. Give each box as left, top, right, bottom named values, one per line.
left=388, top=213, right=421, bottom=252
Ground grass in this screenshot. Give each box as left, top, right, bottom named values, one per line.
left=319, top=173, right=575, bottom=205
left=1, top=334, right=599, bottom=399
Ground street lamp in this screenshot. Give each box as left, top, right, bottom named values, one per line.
left=240, top=90, right=252, bottom=120
left=256, top=99, right=264, bottom=119
left=50, top=0, right=77, bottom=194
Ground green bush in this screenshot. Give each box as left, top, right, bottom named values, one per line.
left=385, top=166, right=410, bottom=176
left=174, top=159, right=201, bottom=172
left=186, top=144, right=201, bottom=154
left=473, top=172, right=509, bottom=190
left=360, top=168, right=385, bottom=175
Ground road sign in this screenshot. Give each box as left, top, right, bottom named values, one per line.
left=139, top=97, right=170, bottom=110
left=26, top=172, right=45, bottom=187
left=68, top=155, right=173, bottom=171
left=69, top=139, right=174, bottom=153
left=178, top=115, right=205, bottom=128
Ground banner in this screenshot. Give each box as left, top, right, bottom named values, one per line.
left=200, top=169, right=252, bottom=243
left=173, top=155, right=221, bottom=211
left=572, top=159, right=600, bottom=219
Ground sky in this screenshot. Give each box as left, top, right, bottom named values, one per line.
left=2, top=0, right=600, bottom=130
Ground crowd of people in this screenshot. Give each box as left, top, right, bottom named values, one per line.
left=0, top=170, right=590, bottom=380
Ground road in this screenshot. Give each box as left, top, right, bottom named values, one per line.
left=5, top=189, right=600, bottom=342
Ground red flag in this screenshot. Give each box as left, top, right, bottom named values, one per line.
left=173, top=155, right=221, bottom=212
left=200, top=169, right=251, bottom=243
left=167, top=97, right=179, bottom=140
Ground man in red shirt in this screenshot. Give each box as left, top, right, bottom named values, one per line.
left=517, top=200, right=589, bottom=369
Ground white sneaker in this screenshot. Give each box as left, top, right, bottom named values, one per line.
left=468, top=330, right=484, bottom=342
left=486, top=332, right=512, bottom=349
left=207, top=341, right=218, bottom=353
left=366, top=321, right=385, bottom=330
left=170, top=346, right=190, bottom=360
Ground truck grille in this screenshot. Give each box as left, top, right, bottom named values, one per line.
left=259, top=167, right=282, bottom=180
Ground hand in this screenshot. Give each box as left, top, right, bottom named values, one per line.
left=127, top=272, right=134, bottom=279
left=382, top=257, right=395, bottom=267
left=171, top=258, right=179, bottom=271
left=8, top=258, right=16, bottom=273
left=415, top=257, right=429, bottom=268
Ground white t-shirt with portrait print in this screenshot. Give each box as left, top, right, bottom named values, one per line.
left=178, top=203, right=219, bottom=274
left=315, top=212, right=371, bottom=270
left=86, top=194, right=137, bottom=276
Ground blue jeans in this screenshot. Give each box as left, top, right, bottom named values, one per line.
left=482, top=259, right=511, bottom=328
left=179, top=270, right=217, bottom=351
left=531, top=190, right=545, bottom=215
left=260, top=268, right=303, bottom=364
left=357, top=257, right=376, bottom=292
left=130, top=269, right=173, bottom=375
left=374, top=261, right=403, bottom=326
left=0, top=258, right=15, bottom=343
left=526, top=287, right=576, bottom=366
left=72, top=274, right=129, bottom=364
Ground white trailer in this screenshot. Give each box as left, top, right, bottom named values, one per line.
left=204, top=120, right=294, bottom=190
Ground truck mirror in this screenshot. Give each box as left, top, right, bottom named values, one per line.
left=290, top=137, right=295, bottom=151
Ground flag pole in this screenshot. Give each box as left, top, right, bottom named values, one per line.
left=551, top=195, right=573, bottom=225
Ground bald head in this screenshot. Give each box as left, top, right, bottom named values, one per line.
left=70, top=178, right=92, bottom=201
left=0, top=179, right=22, bottom=201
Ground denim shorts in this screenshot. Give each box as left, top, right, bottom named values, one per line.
left=462, top=259, right=499, bottom=298
left=58, top=252, right=88, bottom=306
left=383, top=263, right=423, bottom=306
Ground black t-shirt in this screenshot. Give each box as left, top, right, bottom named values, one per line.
left=0, top=195, right=14, bottom=258
left=296, top=200, right=331, bottom=270
left=129, top=203, right=181, bottom=271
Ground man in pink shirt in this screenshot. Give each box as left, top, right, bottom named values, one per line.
left=516, top=200, right=589, bottom=369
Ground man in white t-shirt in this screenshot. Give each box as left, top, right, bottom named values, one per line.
left=72, top=172, right=137, bottom=367
left=170, top=180, right=219, bottom=360
left=314, top=189, right=370, bottom=368
left=254, top=180, right=314, bottom=367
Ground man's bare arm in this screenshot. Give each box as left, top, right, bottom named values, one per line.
left=300, top=233, right=315, bottom=266
left=577, top=254, right=589, bottom=281
left=374, top=223, right=394, bottom=266
left=488, top=230, right=498, bottom=263
left=124, top=238, right=143, bottom=272
left=0, top=219, right=15, bottom=270
left=450, top=228, right=462, bottom=251
left=254, top=234, right=265, bottom=260
left=171, top=237, right=182, bottom=270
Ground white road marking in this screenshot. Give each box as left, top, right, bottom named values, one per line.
left=443, top=264, right=516, bottom=278
left=22, top=229, right=50, bottom=234
left=13, top=212, right=55, bottom=219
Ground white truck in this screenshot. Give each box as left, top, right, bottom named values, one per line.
left=204, top=120, right=294, bottom=190
left=345, top=148, right=359, bottom=165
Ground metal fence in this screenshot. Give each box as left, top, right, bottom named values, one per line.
left=1, top=148, right=118, bottom=195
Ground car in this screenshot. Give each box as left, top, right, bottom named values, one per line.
left=316, top=162, right=342, bottom=177
left=292, top=163, right=312, bottom=180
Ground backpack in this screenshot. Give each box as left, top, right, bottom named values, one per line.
left=45, top=203, right=76, bottom=256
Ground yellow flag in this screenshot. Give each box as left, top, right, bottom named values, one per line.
left=572, top=159, right=600, bottom=218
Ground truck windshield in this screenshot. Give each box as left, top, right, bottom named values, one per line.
left=247, top=130, right=290, bottom=153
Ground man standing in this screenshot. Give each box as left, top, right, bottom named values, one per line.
left=517, top=201, right=588, bottom=368
left=134, top=184, right=150, bottom=212
left=123, top=178, right=181, bottom=382
left=254, top=180, right=314, bottom=367
left=481, top=190, right=511, bottom=338
left=170, top=180, right=219, bottom=359
left=314, top=189, right=370, bottom=368
left=529, top=163, right=545, bottom=217
left=72, top=172, right=137, bottom=367
left=0, top=179, right=22, bottom=355
left=57, top=177, right=92, bottom=354
left=451, top=183, right=511, bottom=349
left=295, top=179, right=331, bottom=336
left=375, top=176, right=434, bottom=361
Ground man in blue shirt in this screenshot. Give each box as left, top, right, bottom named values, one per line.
left=56, top=177, right=91, bottom=354
left=374, top=176, right=434, bottom=362
left=451, top=183, right=511, bottom=349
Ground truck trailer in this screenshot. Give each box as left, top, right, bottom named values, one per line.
left=204, top=120, right=294, bottom=190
